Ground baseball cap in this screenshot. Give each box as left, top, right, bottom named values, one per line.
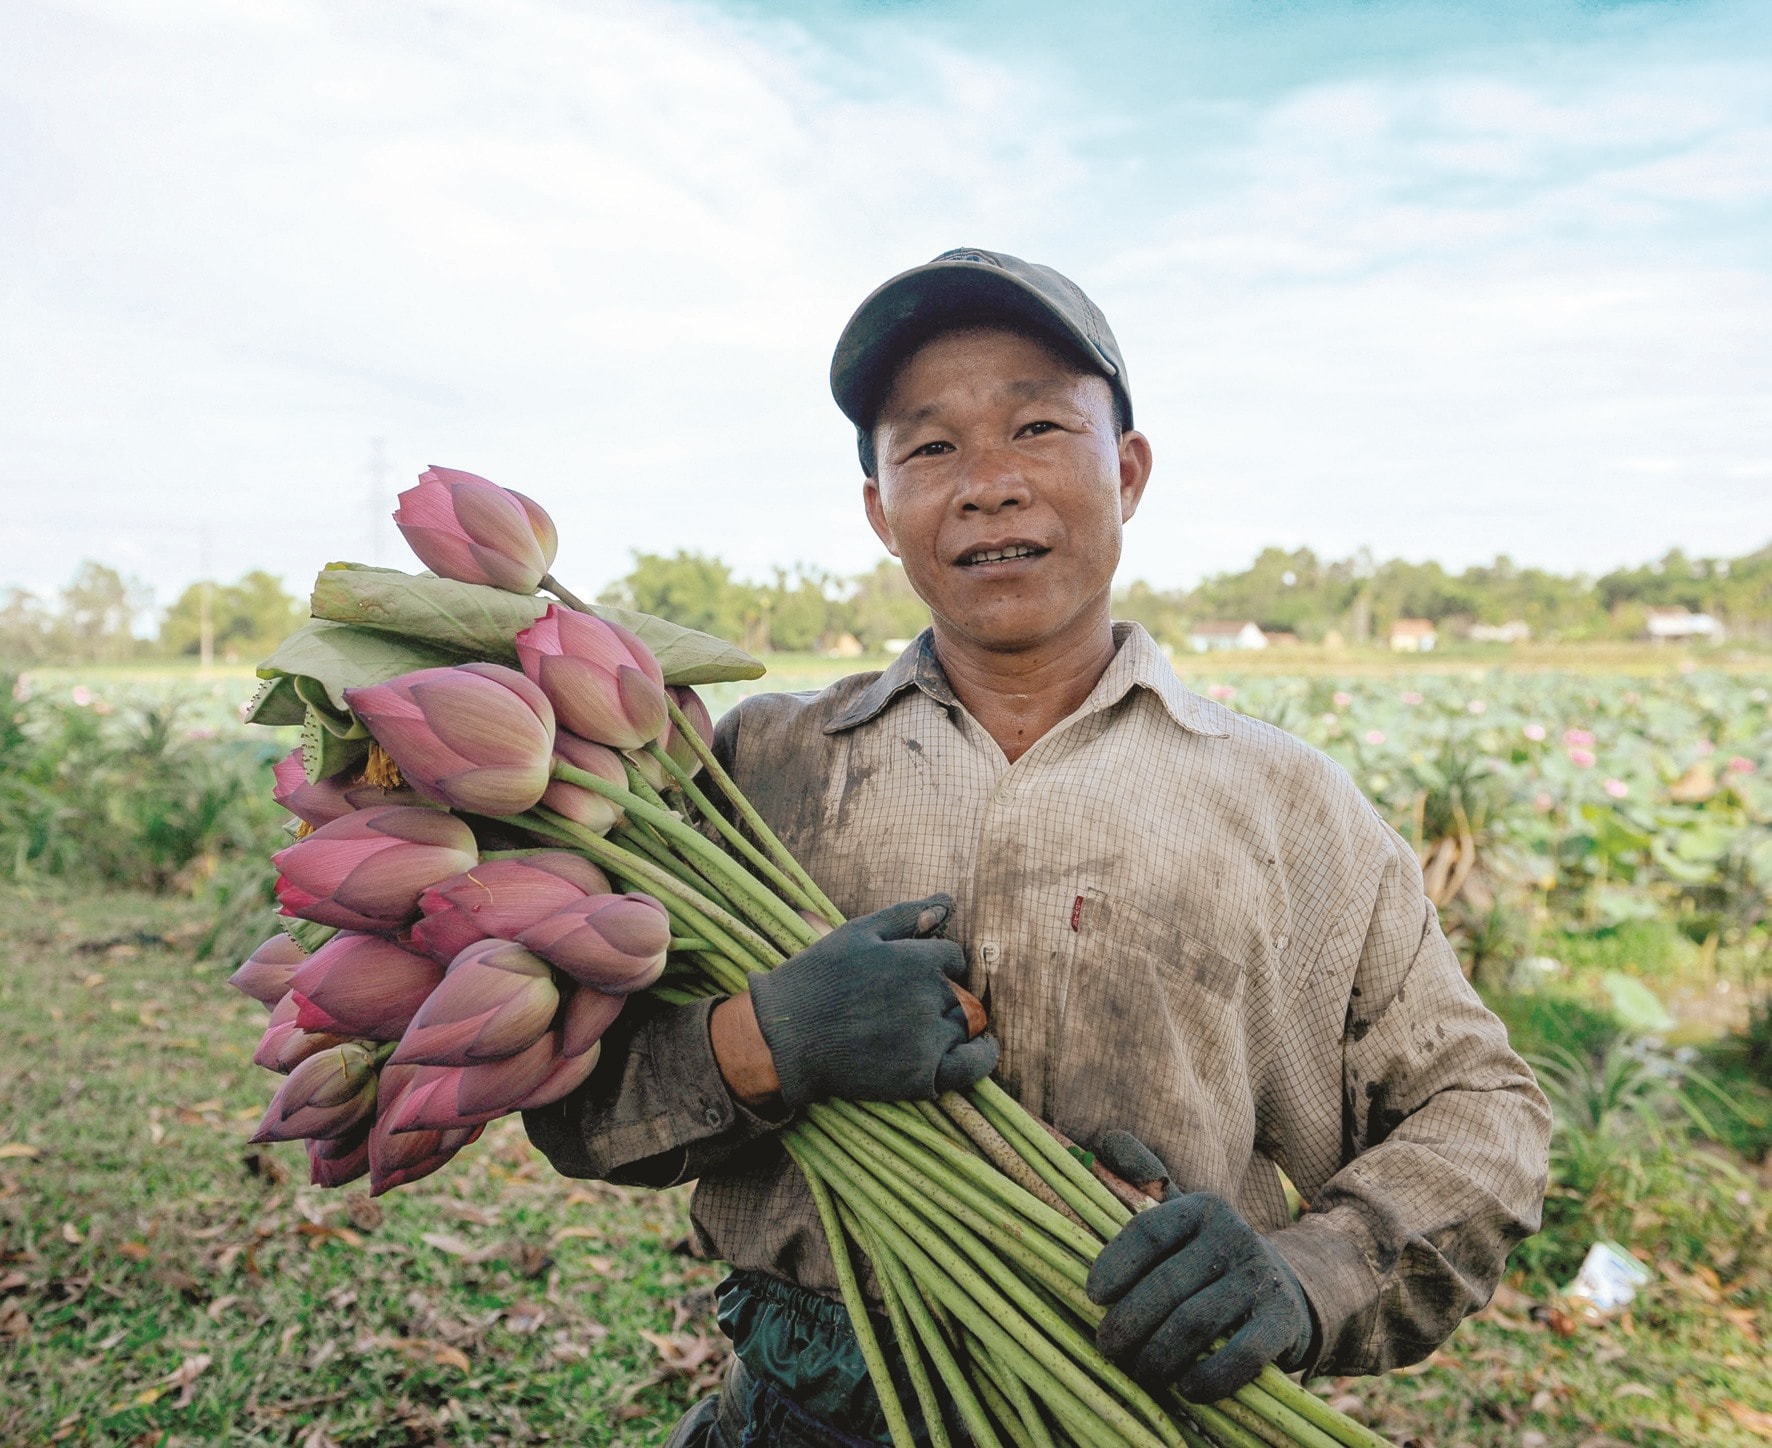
left=830, top=248, right=1133, bottom=443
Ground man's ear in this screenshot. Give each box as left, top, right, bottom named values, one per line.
left=863, top=478, right=901, bottom=557
left=1117, top=429, right=1153, bottom=524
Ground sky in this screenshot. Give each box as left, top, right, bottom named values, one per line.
left=3, top=0, right=1769, bottom=618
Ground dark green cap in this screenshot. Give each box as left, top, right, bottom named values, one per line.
left=830, top=247, right=1133, bottom=446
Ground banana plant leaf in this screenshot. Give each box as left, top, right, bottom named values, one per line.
left=308, top=564, right=765, bottom=685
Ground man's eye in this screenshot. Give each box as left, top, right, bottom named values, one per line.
left=1020, top=420, right=1060, bottom=437
left=911, top=440, right=955, bottom=457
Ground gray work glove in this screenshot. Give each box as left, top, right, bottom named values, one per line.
left=746, top=893, right=998, bottom=1111
left=1087, top=1170, right=1315, bottom=1403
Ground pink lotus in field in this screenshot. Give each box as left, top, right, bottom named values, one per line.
left=1523, top=723, right=1547, bottom=742
left=413, top=852, right=611, bottom=964
left=1726, top=756, right=1756, bottom=775
left=520, top=892, right=670, bottom=994
left=516, top=605, right=668, bottom=751
left=391, top=938, right=559, bottom=1066
left=1364, top=730, right=1385, bottom=746
left=345, top=663, right=555, bottom=817
left=253, top=992, right=352, bottom=1073
left=230, top=932, right=309, bottom=1009
left=1332, top=691, right=1352, bottom=709
left=1206, top=683, right=1235, bottom=702
left=1568, top=746, right=1597, bottom=769
left=251, top=1042, right=378, bottom=1143
left=540, top=733, right=628, bottom=833
left=273, top=806, right=478, bottom=933
left=394, top=466, right=558, bottom=593
left=1400, top=691, right=1424, bottom=706
left=288, top=932, right=445, bottom=1040
left=307, top=1127, right=372, bottom=1188
left=1603, top=778, right=1629, bottom=799
left=1563, top=728, right=1595, bottom=748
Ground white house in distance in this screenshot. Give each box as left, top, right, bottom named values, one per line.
left=1186, top=620, right=1268, bottom=653
left=1644, top=606, right=1725, bottom=643
left=1468, top=620, right=1532, bottom=644
left=1389, top=618, right=1437, bottom=652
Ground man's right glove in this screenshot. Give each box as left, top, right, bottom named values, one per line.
left=746, top=893, right=998, bottom=1110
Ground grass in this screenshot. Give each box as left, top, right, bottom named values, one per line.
left=4, top=884, right=1769, bottom=1446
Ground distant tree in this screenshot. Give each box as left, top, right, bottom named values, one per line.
left=849, top=561, right=930, bottom=652
left=53, top=561, right=151, bottom=663
left=160, top=570, right=306, bottom=659
left=599, top=550, right=762, bottom=646
left=0, top=587, right=54, bottom=664
left=764, top=567, right=838, bottom=653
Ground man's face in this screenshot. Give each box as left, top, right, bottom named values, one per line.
left=863, top=326, right=1152, bottom=656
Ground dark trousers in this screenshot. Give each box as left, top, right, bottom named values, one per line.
left=664, top=1360, right=887, bottom=1448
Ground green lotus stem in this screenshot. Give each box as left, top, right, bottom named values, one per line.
left=554, top=762, right=815, bottom=954
left=852, top=1102, right=1105, bottom=1262
left=614, top=819, right=747, bottom=924
left=1245, top=1370, right=1395, bottom=1448
left=478, top=847, right=554, bottom=860
left=515, top=808, right=779, bottom=973
left=939, top=1091, right=1087, bottom=1229
left=665, top=694, right=844, bottom=924
left=1177, top=1423, right=1217, bottom=1448
left=825, top=1101, right=1092, bottom=1291
left=961, top=1087, right=1123, bottom=1241
left=538, top=572, right=594, bottom=613
left=644, top=741, right=827, bottom=919
left=963, top=1324, right=1148, bottom=1448
left=1211, top=1399, right=1296, bottom=1448
left=869, top=1221, right=1003, bottom=1448
left=965, top=1332, right=1059, bottom=1448
left=844, top=1206, right=954, bottom=1448
left=650, top=985, right=709, bottom=1007
left=971, top=1078, right=1131, bottom=1234
left=794, top=1127, right=1170, bottom=1448
left=785, top=1139, right=916, bottom=1448
left=914, top=1097, right=973, bottom=1147
left=817, top=1107, right=1095, bottom=1312
left=1187, top=1402, right=1275, bottom=1448
left=972, top=1369, right=1038, bottom=1448
left=668, top=936, right=714, bottom=953
left=1221, top=1391, right=1343, bottom=1448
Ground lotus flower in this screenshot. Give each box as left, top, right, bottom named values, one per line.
left=390, top=938, right=559, bottom=1066
left=393, top=465, right=558, bottom=593
left=631, top=685, right=714, bottom=790
left=273, top=806, right=478, bottom=933
left=308, top=1126, right=372, bottom=1188
left=230, top=932, right=309, bottom=1009
left=559, top=981, right=625, bottom=1056
left=253, top=991, right=352, bottom=1072
left=539, top=732, right=627, bottom=834
left=251, top=1042, right=378, bottom=1143
left=271, top=749, right=357, bottom=827
left=412, top=852, right=611, bottom=964
left=368, top=1065, right=483, bottom=1194
left=516, top=605, right=668, bottom=751
left=345, top=663, right=555, bottom=817
left=287, top=932, right=445, bottom=1040
left=519, top=892, right=669, bottom=993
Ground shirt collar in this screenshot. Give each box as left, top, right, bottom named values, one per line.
left=824, top=622, right=1231, bottom=738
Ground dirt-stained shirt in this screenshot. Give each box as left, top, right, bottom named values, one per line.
left=524, top=624, right=1552, bottom=1376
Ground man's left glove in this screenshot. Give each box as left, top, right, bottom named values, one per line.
left=1086, top=1189, right=1315, bottom=1403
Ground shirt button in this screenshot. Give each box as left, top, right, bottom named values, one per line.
left=1274, top=933, right=1290, bottom=951
left=702, top=1104, right=723, bottom=1127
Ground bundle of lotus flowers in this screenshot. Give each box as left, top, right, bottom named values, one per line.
left=235, top=465, right=1391, bottom=1448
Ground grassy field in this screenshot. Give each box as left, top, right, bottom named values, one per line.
left=3, top=881, right=1769, bottom=1447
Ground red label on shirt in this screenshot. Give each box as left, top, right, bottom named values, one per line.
left=1070, top=895, right=1084, bottom=932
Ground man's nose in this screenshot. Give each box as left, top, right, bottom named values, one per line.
left=956, top=445, right=1032, bottom=512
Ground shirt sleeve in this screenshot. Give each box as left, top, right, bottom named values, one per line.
left=1268, top=824, right=1553, bottom=1377
left=521, top=704, right=792, bottom=1189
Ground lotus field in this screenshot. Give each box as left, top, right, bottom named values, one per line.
left=1, top=494, right=1769, bottom=1443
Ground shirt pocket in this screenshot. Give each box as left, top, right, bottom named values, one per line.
left=1048, top=886, right=1255, bottom=1196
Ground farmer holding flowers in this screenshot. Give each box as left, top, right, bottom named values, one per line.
left=523, top=249, right=1552, bottom=1446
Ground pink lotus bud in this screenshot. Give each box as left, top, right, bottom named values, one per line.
left=390, top=938, right=559, bottom=1066
left=393, top=466, right=558, bottom=593
left=666, top=686, right=713, bottom=773
left=412, top=852, right=610, bottom=964
left=230, top=932, right=309, bottom=1009
left=560, top=982, right=625, bottom=1057
left=519, top=893, right=669, bottom=993
left=345, top=662, right=555, bottom=818
left=516, top=605, right=668, bottom=751
left=518, top=1038, right=603, bottom=1110
left=251, top=1042, right=378, bottom=1143
left=367, top=1073, right=484, bottom=1194
left=253, top=991, right=352, bottom=1072
left=272, top=749, right=357, bottom=827
left=287, top=932, right=445, bottom=1040
left=273, top=806, right=478, bottom=933
left=540, top=732, right=627, bottom=833
left=308, top=1126, right=371, bottom=1188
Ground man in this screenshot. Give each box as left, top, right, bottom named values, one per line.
left=526, top=248, right=1551, bottom=1445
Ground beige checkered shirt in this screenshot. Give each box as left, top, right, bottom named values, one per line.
left=525, top=625, right=1551, bottom=1375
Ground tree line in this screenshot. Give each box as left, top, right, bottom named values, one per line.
left=5, top=539, right=1769, bottom=666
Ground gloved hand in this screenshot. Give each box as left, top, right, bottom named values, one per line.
left=1087, top=1188, right=1315, bottom=1403
left=746, top=893, right=999, bottom=1110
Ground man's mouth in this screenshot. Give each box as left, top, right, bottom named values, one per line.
left=957, top=544, right=1048, bottom=567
